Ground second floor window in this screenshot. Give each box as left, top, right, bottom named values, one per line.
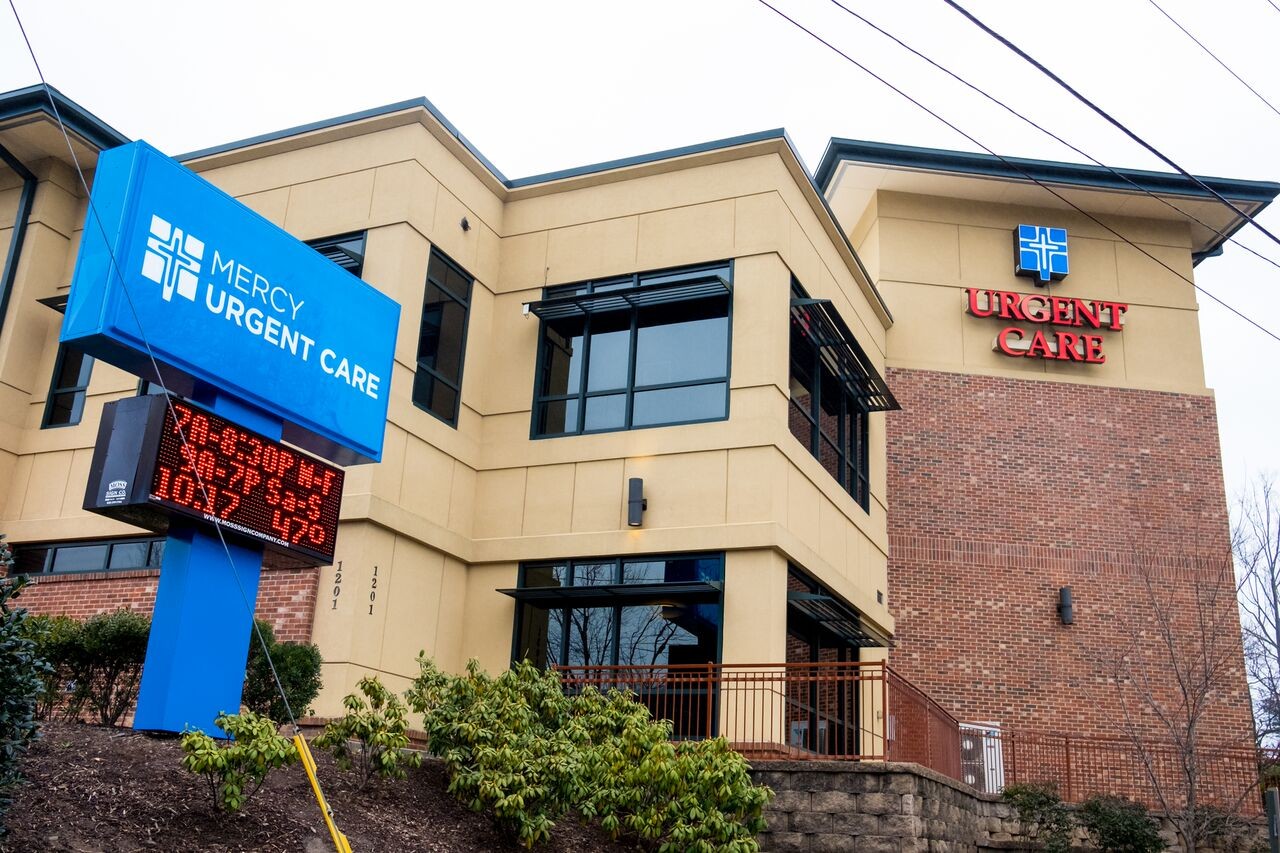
left=42, top=344, right=93, bottom=428
left=414, top=249, right=473, bottom=426
left=530, top=262, right=732, bottom=437
left=788, top=280, right=899, bottom=512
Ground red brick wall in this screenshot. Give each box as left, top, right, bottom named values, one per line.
left=885, top=367, right=1253, bottom=745
left=10, top=565, right=320, bottom=643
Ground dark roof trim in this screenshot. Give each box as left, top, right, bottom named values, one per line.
left=177, top=95, right=510, bottom=181
left=814, top=138, right=1280, bottom=204
left=506, top=128, right=789, bottom=188
left=0, top=84, right=129, bottom=151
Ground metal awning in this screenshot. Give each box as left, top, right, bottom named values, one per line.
left=787, top=591, right=891, bottom=648
left=791, top=298, right=899, bottom=412
left=526, top=274, right=731, bottom=321
left=498, top=580, right=723, bottom=609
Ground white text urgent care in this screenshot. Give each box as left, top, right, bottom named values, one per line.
left=204, top=251, right=382, bottom=399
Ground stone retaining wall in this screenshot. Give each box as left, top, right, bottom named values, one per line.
left=749, top=761, right=1264, bottom=853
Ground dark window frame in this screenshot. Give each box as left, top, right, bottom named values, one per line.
left=510, top=552, right=726, bottom=669
left=789, top=280, right=871, bottom=512
left=41, top=344, right=94, bottom=429
left=413, top=247, right=473, bottom=427
left=12, top=536, right=166, bottom=575
left=530, top=261, right=733, bottom=439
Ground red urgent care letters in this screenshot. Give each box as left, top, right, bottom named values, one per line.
left=965, top=288, right=1129, bottom=364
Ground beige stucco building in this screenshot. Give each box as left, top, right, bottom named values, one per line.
left=3, top=85, right=1276, bottom=792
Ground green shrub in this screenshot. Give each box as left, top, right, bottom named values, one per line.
left=406, top=657, right=773, bottom=851
left=1078, top=795, right=1166, bottom=853
left=408, top=659, right=583, bottom=846
left=77, top=609, right=150, bottom=726
left=1002, top=782, right=1073, bottom=853
left=20, top=614, right=86, bottom=721
left=18, top=609, right=148, bottom=726
left=179, top=710, right=298, bottom=812
left=313, top=675, right=421, bottom=790
left=0, top=572, right=52, bottom=837
left=241, top=619, right=323, bottom=724
left=574, top=687, right=771, bottom=851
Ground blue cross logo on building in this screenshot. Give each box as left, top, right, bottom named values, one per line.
left=1014, top=224, right=1068, bottom=285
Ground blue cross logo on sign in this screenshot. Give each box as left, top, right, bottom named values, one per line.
left=1015, top=224, right=1068, bottom=284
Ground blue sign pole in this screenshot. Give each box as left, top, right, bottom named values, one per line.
left=133, top=389, right=279, bottom=734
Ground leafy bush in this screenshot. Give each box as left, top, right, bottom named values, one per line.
left=22, top=609, right=149, bottom=725
left=1078, top=795, right=1166, bottom=853
left=574, top=687, right=771, bottom=851
left=241, top=619, right=323, bottom=724
left=20, top=614, right=87, bottom=721
left=0, top=572, right=51, bottom=837
left=179, top=710, right=298, bottom=812
left=1002, top=782, right=1073, bottom=853
left=313, top=675, right=422, bottom=790
left=406, top=657, right=772, bottom=851
left=77, top=609, right=150, bottom=726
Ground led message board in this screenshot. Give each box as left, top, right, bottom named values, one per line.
left=85, top=395, right=343, bottom=564
left=61, top=141, right=400, bottom=465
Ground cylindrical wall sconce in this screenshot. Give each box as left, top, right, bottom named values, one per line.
left=627, top=478, right=647, bottom=527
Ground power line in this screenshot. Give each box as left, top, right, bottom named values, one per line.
left=826, top=0, right=1280, bottom=274
left=941, top=0, right=1280, bottom=253
left=5, top=0, right=303, bottom=733
left=1144, top=0, right=1280, bottom=120
left=751, top=0, right=1280, bottom=344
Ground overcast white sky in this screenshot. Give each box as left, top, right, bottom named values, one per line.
left=1, top=0, right=1276, bottom=507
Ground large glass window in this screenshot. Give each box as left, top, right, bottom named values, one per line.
left=789, top=282, right=870, bottom=511
left=532, top=262, right=731, bottom=437
left=11, top=537, right=166, bottom=575
left=42, top=345, right=93, bottom=428
left=512, top=554, right=723, bottom=669
left=414, top=249, right=473, bottom=426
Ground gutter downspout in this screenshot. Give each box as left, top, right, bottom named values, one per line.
left=0, top=142, right=37, bottom=342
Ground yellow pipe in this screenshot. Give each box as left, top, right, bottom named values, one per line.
left=293, top=734, right=353, bottom=853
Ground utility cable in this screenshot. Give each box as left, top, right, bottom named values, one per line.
left=827, top=0, right=1280, bottom=274
left=6, top=0, right=302, bottom=735
left=752, top=0, right=1280, bottom=344
left=1144, top=0, right=1280, bottom=121
left=941, top=0, right=1280, bottom=252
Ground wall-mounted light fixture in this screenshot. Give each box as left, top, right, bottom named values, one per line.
left=460, top=216, right=471, bottom=232
left=1058, top=586, right=1074, bottom=625
left=627, top=478, right=647, bottom=527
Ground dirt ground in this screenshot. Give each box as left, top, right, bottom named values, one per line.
left=0, top=721, right=634, bottom=852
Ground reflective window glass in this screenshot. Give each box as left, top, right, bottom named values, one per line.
left=108, top=542, right=150, bottom=570
left=634, top=299, right=728, bottom=387
left=566, top=607, right=615, bottom=667
left=584, top=394, right=626, bottom=431
left=531, top=262, right=731, bottom=438
left=631, top=383, right=726, bottom=427
left=413, top=249, right=473, bottom=427
left=585, top=314, right=631, bottom=392
left=50, top=544, right=109, bottom=573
